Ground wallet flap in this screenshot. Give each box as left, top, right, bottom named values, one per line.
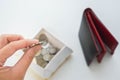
left=88, top=8, right=119, bottom=54
left=79, top=12, right=99, bottom=66
left=84, top=8, right=106, bottom=62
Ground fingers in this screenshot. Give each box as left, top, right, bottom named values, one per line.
left=13, top=45, right=41, bottom=74
left=0, top=39, right=39, bottom=64
left=0, top=34, right=23, bottom=49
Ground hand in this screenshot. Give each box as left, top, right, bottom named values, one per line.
left=0, top=34, right=41, bottom=80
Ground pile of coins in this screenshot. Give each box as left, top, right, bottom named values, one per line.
left=35, top=34, right=58, bottom=68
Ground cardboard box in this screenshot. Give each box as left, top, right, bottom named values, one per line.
left=31, top=28, right=73, bottom=78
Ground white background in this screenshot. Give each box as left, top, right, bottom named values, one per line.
left=0, top=0, right=120, bottom=80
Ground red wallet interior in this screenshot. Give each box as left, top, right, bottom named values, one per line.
left=84, top=8, right=119, bottom=62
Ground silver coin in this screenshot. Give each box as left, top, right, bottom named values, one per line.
left=35, top=54, right=48, bottom=68
left=48, top=46, right=57, bottom=55
left=42, top=42, right=50, bottom=49
left=41, top=40, right=48, bottom=46
left=43, top=53, right=53, bottom=62
left=39, top=34, right=49, bottom=47
left=39, top=34, right=48, bottom=42
left=41, top=48, right=49, bottom=56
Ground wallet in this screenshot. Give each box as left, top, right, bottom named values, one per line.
left=79, top=8, right=119, bottom=66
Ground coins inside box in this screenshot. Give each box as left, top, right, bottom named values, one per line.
left=35, top=34, right=59, bottom=68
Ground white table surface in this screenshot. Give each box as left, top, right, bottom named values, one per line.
left=0, top=0, right=120, bottom=80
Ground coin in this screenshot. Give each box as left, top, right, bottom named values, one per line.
left=41, top=40, right=48, bottom=47
left=39, top=34, right=48, bottom=42
left=35, top=54, right=48, bottom=68
left=48, top=46, right=57, bottom=55
left=43, top=53, right=53, bottom=62
left=41, top=48, right=49, bottom=56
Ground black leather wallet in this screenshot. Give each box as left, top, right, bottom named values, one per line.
left=79, top=8, right=119, bottom=66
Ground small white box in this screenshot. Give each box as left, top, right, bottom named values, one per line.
left=31, top=28, right=73, bottom=79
